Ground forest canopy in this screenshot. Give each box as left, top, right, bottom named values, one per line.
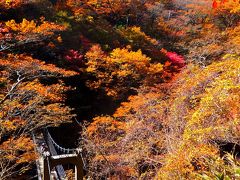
left=0, top=0, right=239, bottom=179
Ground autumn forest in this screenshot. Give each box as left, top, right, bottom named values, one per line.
left=0, top=0, right=240, bottom=179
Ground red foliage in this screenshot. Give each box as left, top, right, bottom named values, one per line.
left=0, top=27, right=9, bottom=33
left=65, top=49, right=83, bottom=66
left=212, top=0, right=218, bottom=9
left=166, top=52, right=185, bottom=66
left=212, top=0, right=237, bottom=9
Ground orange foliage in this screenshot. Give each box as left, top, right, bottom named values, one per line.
left=5, top=18, right=66, bottom=34
left=65, top=0, right=159, bottom=17
left=0, top=0, right=239, bottom=179
left=85, top=44, right=163, bottom=98
left=0, top=54, right=76, bottom=77
left=0, top=0, right=24, bottom=9
left=0, top=136, right=37, bottom=179
left=211, top=0, right=240, bottom=27
left=0, top=53, right=76, bottom=178
left=0, top=136, right=37, bottom=163
left=83, top=58, right=240, bottom=179
left=3, top=18, right=66, bottom=42
left=83, top=87, right=166, bottom=178
left=212, top=0, right=240, bottom=13
left=0, top=1, right=77, bottom=179
left=0, top=18, right=66, bottom=52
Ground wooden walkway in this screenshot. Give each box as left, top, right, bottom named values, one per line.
left=32, top=129, right=84, bottom=180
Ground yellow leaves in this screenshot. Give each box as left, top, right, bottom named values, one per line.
left=158, top=142, right=219, bottom=179
left=226, top=25, right=240, bottom=49
left=0, top=52, right=76, bottom=172
left=34, top=20, right=66, bottom=34
left=86, top=116, right=126, bottom=137
left=5, top=20, right=19, bottom=31
left=85, top=44, right=105, bottom=63
left=1, top=0, right=23, bottom=8
left=113, top=92, right=162, bottom=118
left=83, top=87, right=166, bottom=178
left=57, top=35, right=62, bottom=43
left=16, top=152, right=37, bottom=164
left=148, top=63, right=163, bottom=74
left=116, top=69, right=131, bottom=77
left=106, top=88, right=118, bottom=97
left=0, top=118, right=26, bottom=132
left=86, top=66, right=96, bottom=72
left=84, top=0, right=130, bottom=14
left=223, top=53, right=240, bottom=60
left=86, top=15, right=94, bottom=22
left=0, top=120, right=16, bottom=131
left=175, top=58, right=240, bottom=143
left=130, top=26, right=142, bottom=33
left=19, top=19, right=36, bottom=33
left=83, top=58, right=240, bottom=179
left=0, top=136, right=36, bottom=162
left=6, top=19, right=36, bottom=33
left=216, top=0, right=240, bottom=14
left=0, top=5, right=78, bottom=179
left=109, top=48, right=151, bottom=67
left=20, top=79, right=69, bottom=102
left=211, top=0, right=240, bottom=28
left=157, top=17, right=173, bottom=34
left=85, top=45, right=163, bottom=98
left=119, top=26, right=159, bottom=47
left=4, top=18, right=67, bottom=42
left=5, top=0, right=11, bottom=5
left=97, top=57, right=239, bottom=178
left=127, top=26, right=158, bottom=45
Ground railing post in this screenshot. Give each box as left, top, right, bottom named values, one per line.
left=75, top=164, right=83, bottom=180
left=43, top=151, right=51, bottom=180
left=75, top=148, right=84, bottom=180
